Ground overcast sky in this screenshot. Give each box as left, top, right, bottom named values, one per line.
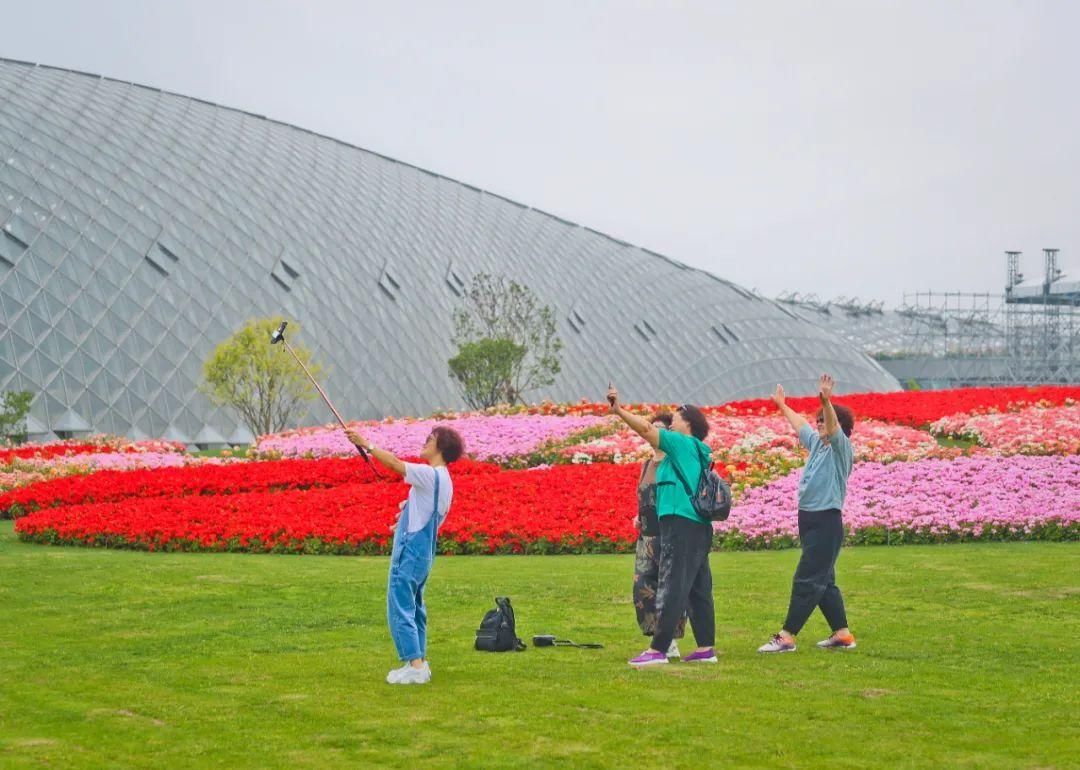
left=4, top=0, right=1077, bottom=304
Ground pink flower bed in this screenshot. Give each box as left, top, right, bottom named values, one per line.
left=17, top=452, right=234, bottom=472
left=561, top=416, right=942, bottom=465
left=0, top=468, right=67, bottom=493
left=720, top=455, right=1080, bottom=548
left=931, top=405, right=1080, bottom=455
left=0, top=438, right=200, bottom=491
left=255, top=414, right=607, bottom=463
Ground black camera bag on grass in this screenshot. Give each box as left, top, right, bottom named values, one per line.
left=474, top=596, right=526, bottom=652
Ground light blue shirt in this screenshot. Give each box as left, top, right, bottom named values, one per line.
left=797, top=424, right=853, bottom=512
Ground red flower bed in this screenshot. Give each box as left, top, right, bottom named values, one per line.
left=491, top=387, right=1080, bottom=425
left=711, top=386, right=1080, bottom=425
left=14, top=464, right=641, bottom=555
left=0, top=456, right=500, bottom=519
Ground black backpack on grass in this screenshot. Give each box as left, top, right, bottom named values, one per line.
left=474, top=596, right=526, bottom=652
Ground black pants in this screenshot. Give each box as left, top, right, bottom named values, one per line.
left=651, top=515, right=715, bottom=652
left=783, top=509, right=848, bottom=635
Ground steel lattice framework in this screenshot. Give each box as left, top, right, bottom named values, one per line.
left=0, top=59, right=899, bottom=445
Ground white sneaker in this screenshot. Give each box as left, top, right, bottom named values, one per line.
left=757, top=633, right=796, bottom=653
left=388, top=663, right=431, bottom=685
left=666, top=640, right=681, bottom=659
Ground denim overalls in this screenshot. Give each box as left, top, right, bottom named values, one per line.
left=387, top=470, right=444, bottom=662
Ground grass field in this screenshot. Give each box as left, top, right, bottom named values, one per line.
left=1, top=520, right=1077, bottom=769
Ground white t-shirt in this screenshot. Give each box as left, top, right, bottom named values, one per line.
left=403, top=463, right=453, bottom=533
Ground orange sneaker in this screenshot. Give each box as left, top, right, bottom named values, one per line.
left=816, top=632, right=856, bottom=649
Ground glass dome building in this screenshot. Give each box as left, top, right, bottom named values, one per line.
left=0, top=58, right=899, bottom=445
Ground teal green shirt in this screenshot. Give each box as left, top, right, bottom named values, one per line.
left=655, top=429, right=712, bottom=523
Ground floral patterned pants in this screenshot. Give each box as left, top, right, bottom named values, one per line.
left=633, top=534, right=686, bottom=638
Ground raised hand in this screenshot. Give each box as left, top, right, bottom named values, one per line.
left=345, top=429, right=369, bottom=450
left=771, top=384, right=786, bottom=407
left=606, top=383, right=619, bottom=413
left=818, top=374, right=835, bottom=402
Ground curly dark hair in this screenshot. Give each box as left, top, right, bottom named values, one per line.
left=676, top=404, right=709, bottom=441
left=816, top=404, right=855, bottom=437
left=650, top=411, right=673, bottom=428
left=431, top=426, right=466, bottom=463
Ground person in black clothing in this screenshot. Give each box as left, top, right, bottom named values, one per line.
left=608, top=385, right=718, bottom=667
left=632, top=412, right=686, bottom=657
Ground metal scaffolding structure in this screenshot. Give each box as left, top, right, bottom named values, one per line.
left=893, top=250, right=1079, bottom=387
left=1004, top=249, right=1080, bottom=383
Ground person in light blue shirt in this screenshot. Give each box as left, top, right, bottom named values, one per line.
left=758, top=374, right=858, bottom=653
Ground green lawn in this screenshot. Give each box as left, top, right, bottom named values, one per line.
left=1, top=521, right=1077, bottom=769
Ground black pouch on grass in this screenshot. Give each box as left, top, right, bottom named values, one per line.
left=474, top=596, right=526, bottom=652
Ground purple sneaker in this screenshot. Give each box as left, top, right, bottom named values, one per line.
left=628, top=649, right=668, bottom=667
left=682, top=648, right=718, bottom=663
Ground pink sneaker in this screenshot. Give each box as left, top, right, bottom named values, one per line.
left=628, top=649, right=668, bottom=667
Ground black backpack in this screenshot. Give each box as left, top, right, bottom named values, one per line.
left=474, top=596, right=526, bottom=652
left=670, top=446, right=733, bottom=522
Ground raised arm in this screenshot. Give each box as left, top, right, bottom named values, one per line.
left=772, top=384, right=809, bottom=434
left=818, top=374, right=839, bottom=436
left=345, top=429, right=407, bottom=476
left=607, top=385, right=661, bottom=450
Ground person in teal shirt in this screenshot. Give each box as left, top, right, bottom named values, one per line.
left=608, top=384, right=719, bottom=667
left=758, top=373, right=858, bottom=654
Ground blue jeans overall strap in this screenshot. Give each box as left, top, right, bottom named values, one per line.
left=387, top=471, right=442, bottom=662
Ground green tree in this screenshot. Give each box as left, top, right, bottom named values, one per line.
left=0, top=391, right=33, bottom=445
left=448, top=338, right=527, bottom=410
left=450, top=273, right=563, bottom=405
left=201, top=318, right=321, bottom=437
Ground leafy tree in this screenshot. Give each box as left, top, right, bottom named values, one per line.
left=450, top=273, right=563, bottom=405
left=0, top=391, right=33, bottom=445
left=448, top=338, right=527, bottom=410
left=201, top=318, right=321, bottom=437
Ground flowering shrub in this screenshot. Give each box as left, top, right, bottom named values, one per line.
left=721, top=455, right=1080, bottom=549
left=930, top=404, right=1080, bottom=455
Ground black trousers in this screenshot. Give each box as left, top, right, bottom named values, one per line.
left=651, top=515, right=715, bottom=652
left=783, top=509, right=848, bottom=635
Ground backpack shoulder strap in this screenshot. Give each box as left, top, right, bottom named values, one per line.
left=669, top=456, right=695, bottom=497
left=433, top=469, right=441, bottom=521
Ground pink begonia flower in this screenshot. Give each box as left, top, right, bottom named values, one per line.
left=561, top=415, right=942, bottom=465
left=16, top=453, right=234, bottom=471
left=256, top=414, right=607, bottom=461
left=721, top=455, right=1080, bottom=543
left=932, top=405, right=1080, bottom=455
